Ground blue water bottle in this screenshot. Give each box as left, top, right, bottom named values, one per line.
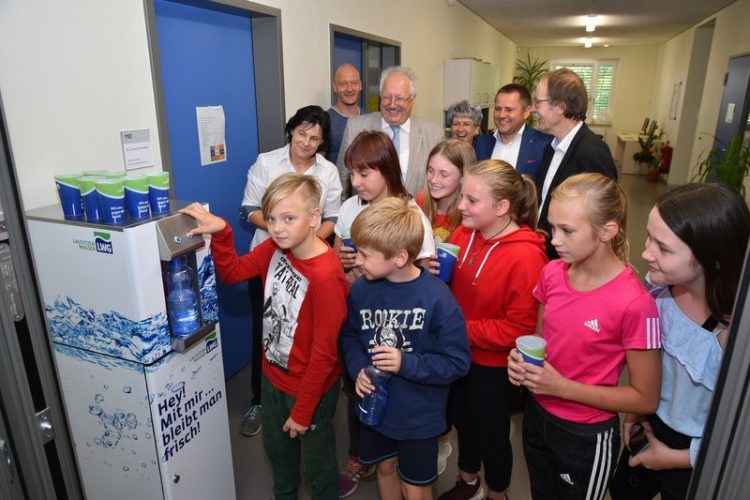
left=166, top=256, right=201, bottom=337
left=358, top=364, right=392, bottom=427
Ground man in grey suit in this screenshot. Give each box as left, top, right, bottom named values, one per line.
left=336, top=66, right=444, bottom=198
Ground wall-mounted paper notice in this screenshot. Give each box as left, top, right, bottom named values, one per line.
left=121, top=129, right=154, bottom=170
left=196, top=106, right=227, bottom=166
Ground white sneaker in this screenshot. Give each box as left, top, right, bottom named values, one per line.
left=437, top=440, right=453, bottom=475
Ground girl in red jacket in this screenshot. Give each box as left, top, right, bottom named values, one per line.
left=439, top=160, right=547, bottom=500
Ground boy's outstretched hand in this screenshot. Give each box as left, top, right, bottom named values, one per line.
left=180, top=202, right=227, bottom=235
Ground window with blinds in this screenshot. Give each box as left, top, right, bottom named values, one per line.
left=552, top=60, right=617, bottom=124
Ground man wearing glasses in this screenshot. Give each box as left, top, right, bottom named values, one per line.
left=475, top=83, right=552, bottom=182
left=533, top=68, right=617, bottom=258
left=336, top=65, right=444, bottom=199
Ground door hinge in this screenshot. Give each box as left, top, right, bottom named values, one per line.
left=36, top=408, right=54, bottom=444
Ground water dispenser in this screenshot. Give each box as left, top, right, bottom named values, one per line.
left=155, top=213, right=211, bottom=351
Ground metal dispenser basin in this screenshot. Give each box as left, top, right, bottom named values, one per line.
left=154, top=213, right=205, bottom=261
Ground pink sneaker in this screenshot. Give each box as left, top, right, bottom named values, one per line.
left=338, top=456, right=373, bottom=498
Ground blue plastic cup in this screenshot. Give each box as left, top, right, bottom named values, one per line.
left=54, top=174, right=84, bottom=218
left=436, top=242, right=460, bottom=283
left=96, top=178, right=126, bottom=225
left=124, top=175, right=150, bottom=219
left=78, top=176, right=104, bottom=221
left=516, top=335, right=546, bottom=367
left=147, top=172, right=170, bottom=214
left=342, top=237, right=357, bottom=252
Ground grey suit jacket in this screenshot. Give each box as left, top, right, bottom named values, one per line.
left=336, top=112, right=445, bottom=199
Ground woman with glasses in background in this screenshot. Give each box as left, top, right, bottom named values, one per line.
left=447, top=100, right=483, bottom=146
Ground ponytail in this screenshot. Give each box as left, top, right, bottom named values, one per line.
left=517, top=175, right=539, bottom=230
left=553, top=173, right=628, bottom=262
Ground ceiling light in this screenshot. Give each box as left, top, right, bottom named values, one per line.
left=586, top=15, right=597, bottom=32
left=584, top=38, right=593, bottom=48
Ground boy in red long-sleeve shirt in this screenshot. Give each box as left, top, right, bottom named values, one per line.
left=182, top=173, right=347, bottom=499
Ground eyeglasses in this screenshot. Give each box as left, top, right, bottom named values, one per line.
left=381, top=94, right=411, bottom=106
left=451, top=119, right=478, bottom=129
left=533, top=98, right=552, bottom=108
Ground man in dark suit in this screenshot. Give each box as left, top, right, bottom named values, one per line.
left=475, top=83, right=552, bottom=182
left=534, top=69, right=618, bottom=258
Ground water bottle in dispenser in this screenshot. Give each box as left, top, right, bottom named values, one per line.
left=166, top=255, right=201, bottom=336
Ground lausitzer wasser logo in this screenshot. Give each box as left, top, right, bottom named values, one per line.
left=73, top=231, right=113, bottom=254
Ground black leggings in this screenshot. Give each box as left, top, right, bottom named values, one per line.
left=449, top=363, right=513, bottom=492
left=609, top=415, right=693, bottom=500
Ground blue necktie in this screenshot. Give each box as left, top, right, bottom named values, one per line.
left=390, top=125, right=400, bottom=153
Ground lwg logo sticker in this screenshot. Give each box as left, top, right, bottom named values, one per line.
left=94, top=232, right=113, bottom=254
left=206, top=332, right=218, bottom=353
left=73, top=231, right=113, bottom=254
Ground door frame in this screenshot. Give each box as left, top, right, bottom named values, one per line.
left=0, top=95, right=82, bottom=499
left=329, top=24, right=401, bottom=112
left=143, top=0, right=286, bottom=192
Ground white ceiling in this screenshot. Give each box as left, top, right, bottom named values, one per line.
left=459, top=0, right=735, bottom=47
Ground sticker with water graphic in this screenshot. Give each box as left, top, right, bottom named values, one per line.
left=69, top=369, right=158, bottom=482
left=45, top=297, right=170, bottom=363
left=198, top=254, right=218, bottom=323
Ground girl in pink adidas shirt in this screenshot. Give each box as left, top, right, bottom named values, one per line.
left=508, top=173, right=662, bottom=500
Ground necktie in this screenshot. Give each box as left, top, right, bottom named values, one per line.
left=390, top=125, right=400, bottom=153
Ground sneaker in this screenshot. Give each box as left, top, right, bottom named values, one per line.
left=338, top=456, right=369, bottom=498
left=239, top=404, right=262, bottom=437
left=437, top=440, right=453, bottom=475
left=437, top=475, right=485, bottom=500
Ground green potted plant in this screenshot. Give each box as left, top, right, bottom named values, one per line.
left=693, top=135, right=750, bottom=195
left=513, top=54, right=548, bottom=126
left=633, top=125, right=664, bottom=180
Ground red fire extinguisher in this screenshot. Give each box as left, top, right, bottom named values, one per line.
left=659, top=141, right=673, bottom=173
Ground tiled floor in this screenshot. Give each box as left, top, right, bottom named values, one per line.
left=225, top=172, right=669, bottom=499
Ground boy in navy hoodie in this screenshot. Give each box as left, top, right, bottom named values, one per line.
left=340, top=198, right=470, bottom=500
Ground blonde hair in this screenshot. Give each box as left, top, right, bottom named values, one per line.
left=351, top=197, right=424, bottom=261
left=422, top=139, right=476, bottom=232
left=552, top=173, right=628, bottom=262
left=261, top=173, right=321, bottom=219
left=464, top=160, right=539, bottom=229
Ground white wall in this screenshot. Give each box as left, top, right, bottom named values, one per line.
left=655, top=0, right=750, bottom=184
left=518, top=45, right=661, bottom=154
left=0, top=0, right=516, bottom=210
left=252, top=0, right=516, bottom=122
left=0, top=0, right=163, bottom=210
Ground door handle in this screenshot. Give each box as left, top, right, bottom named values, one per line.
left=0, top=439, right=15, bottom=485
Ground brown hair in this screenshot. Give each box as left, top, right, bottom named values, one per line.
left=261, top=173, right=321, bottom=219
left=344, top=130, right=408, bottom=200
left=543, top=69, right=588, bottom=121
left=464, top=160, right=539, bottom=230
left=351, top=197, right=423, bottom=261
left=421, top=139, right=476, bottom=232
left=656, top=183, right=750, bottom=322
left=552, top=173, right=628, bottom=262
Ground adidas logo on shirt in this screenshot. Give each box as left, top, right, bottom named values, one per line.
left=584, top=319, right=600, bottom=333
